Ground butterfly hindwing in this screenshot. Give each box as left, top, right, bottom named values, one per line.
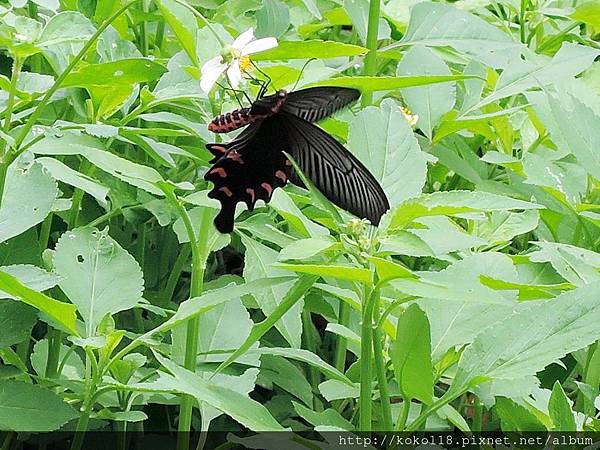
left=204, top=118, right=290, bottom=233
left=282, top=87, right=360, bottom=123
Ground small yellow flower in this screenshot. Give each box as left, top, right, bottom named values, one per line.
left=400, top=106, right=419, bottom=127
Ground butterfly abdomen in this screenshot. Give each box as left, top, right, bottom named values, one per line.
left=208, top=108, right=258, bottom=133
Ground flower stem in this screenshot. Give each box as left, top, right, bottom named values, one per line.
left=361, top=0, right=381, bottom=107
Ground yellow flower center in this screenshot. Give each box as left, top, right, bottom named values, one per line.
left=239, top=56, right=252, bottom=72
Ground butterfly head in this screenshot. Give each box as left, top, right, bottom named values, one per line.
left=271, top=89, right=288, bottom=113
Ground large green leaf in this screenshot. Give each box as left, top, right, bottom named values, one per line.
left=397, top=46, right=456, bottom=138
left=29, top=133, right=168, bottom=195
left=348, top=98, right=428, bottom=205
left=253, top=40, right=367, bottom=60
left=53, top=228, right=144, bottom=336
left=0, top=380, right=77, bottom=431
left=0, top=271, right=78, bottom=335
left=242, top=236, right=302, bottom=348
left=0, top=161, right=58, bottom=244
left=62, top=58, right=167, bottom=87
left=527, top=85, right=600, bottom=180
left=36, top=157, right=109, bottom=207
left=386, top=190, right=542, bottom=230
left=449, top=282, right=600, bottom=396
left=468, top=43, right=600, bottom=114
left=391, top=304, right=434, bottom=404
left=395, top=2, right=523, bottom=68
left=308, top=75, right=472, bottom=92
left=157, top=0, right=198, bottom=65
left=139, top=355, right=285, bottom=431
left=0, top=301, right=37, bottom=349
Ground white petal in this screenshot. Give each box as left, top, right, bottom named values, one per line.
left=201, top=56, right=225, bottom=75
left=227, top=62, right=243, bottom=89
left=200, top=58, right=227, bottom=93
left=233, top=28, right=255, bottom=50
left=241, top=37, right=278, bottom=55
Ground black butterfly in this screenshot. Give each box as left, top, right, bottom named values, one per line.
left=204, top=86, right=390, bottom=233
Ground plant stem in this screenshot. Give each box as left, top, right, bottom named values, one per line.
left=166, top=193, right=211, bottom=450
left=359, top=285, right=376, bottom=430
left=2, top=56, right=22, bottom=138
left=45, top=329, right=62, bottom=378
left=472, top=397, right=483, bottom=431
left=372, top=292, right=393, bottom=430
left=519, top=0, right=527, bottom=43
left=333, top=300, right=350, bottom=372
left=361, top=0, right=381, bottom=107
left=395, top=395, right=410, bottom=431
left=0, top=56, right=23, bottom=210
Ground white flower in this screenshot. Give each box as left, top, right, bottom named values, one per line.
left=200, top=28, right=278, bottom=93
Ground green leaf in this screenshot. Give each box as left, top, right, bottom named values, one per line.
left=256, top=0, right=290, bottom=37
left=253, top=40, right=367, bottom=60
left=528, top=242, right=600, bottom=286
left=142, top=354, right=286, bottom=431
left=450, top=282, right=600, bottom=396
left=242, top=236, right=302, bottom=347
left=470, top=43, right=600, bottom=113
left=248, top=347, right=353, bottom=385
left=0, top=265, right=59, bottom=300
left=261, top=355, right=313, bottom=406
left=549, top=381, right=576, bottom=431
left=38, top=11, right=95, bottom=47
left=276, top=263, right=372, bottom=284
left=572, top=1, right=600, bottom=29
left=278, top=237, right=337, bottom=261
left=29, top=133, right=168, bottom=195
left=36, top=157, right=109, bottom=207
left=391, top=304, right=434, bottom=404
left=308, top=75, right=472, bottom=92
left=495, top=397, right=547, bottom=431
left=62, top=59, right=166, bottom=87
left=387, top=190, right=542, bottom=230
left=0, top=271, right=78, bottom=335
left=213, top=275, right=317, bottom=377
left=0, top=380, right=77, bottom=431
left=348, top=98, right=427, bottom=205
left=0, top=161, right=58, bottom=244
left=414, top=253, right=521, bottom=361
left=527, top=85, right=600, bottom=180
left=157, top=0, right=198, bottom=65
left=367, top=256, right=416, bottom=283
left=397, top=46, right=456, bottom=138
left=0, top=301, right=37, bottom=349
left=397, top=2, right=522, bottom=68
left=293, top=401, right=353, bottom=430
left=53, top=228, right=144, bottom=336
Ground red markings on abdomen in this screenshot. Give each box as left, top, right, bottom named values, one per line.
left=208, top=108, right=259, bottom=133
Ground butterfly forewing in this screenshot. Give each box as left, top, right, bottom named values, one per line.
left=279, top=112, right=389, bottom=225
left=282, top=87, right=360, bottom=123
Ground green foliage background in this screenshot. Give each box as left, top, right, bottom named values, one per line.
left=0, top=0, right=600, bottom=447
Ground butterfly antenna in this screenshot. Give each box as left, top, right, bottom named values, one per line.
left=250, top=60, right=272, bottom=96
left=291, top=58, right=316, bottom=91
